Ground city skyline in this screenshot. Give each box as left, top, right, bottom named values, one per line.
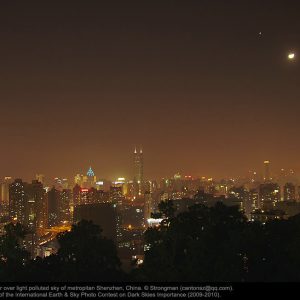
left=0, top=1, right=299, bottom=181
left=2, top=1, right=300, bottom=289
left=0, top=154, right=299, bottom=184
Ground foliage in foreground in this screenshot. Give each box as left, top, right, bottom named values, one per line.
left=134, top=201, right=300, bottom=282
left=2, top=202, right=300, bottom=282
left=0, top=220, right=126, bottom=282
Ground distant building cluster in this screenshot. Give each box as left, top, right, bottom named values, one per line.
left=0, top=152, right=300, bottom=267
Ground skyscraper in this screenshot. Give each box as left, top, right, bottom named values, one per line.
left=249, top=188, right=259, bottom=210
left=86, top=166, right=96, bottom=188
left=35, top=174, right=45, bottom=184
left=109, top=186, right=124, bottom=205
left=263, top=160, right=271, bottom=182
left=133, top=147, right=144, bottom=197
left=60, top=189, right=72, bottom=223
left=9, top=179, right=27, bottom=224
left=27, top=180, right=47, bottom=231
left=47, top=187, right=61, bottom=227
left=74, top=174, right=84, bottom=186
left=259, top=183, right=280, bottom=210
left=144, top=191, right=152, bottom=226
left=72, top=184, right=81, bottom=207
left=1, top=177, right=12, bottom=217
left=283, top=182, right=296, bottom=202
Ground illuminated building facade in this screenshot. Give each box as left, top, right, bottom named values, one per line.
left=249, top=188, right=259, bottom=210
left=79, top=188, right=89, bottom=205
left=251, top=209, right=286, bottom=223
left=74, top=174, right=84, bottom=186
left=86, top=166, right=96, bottom=188
left=264, top=160, right=271, bottom=182
left=144, top=191, right=152, bottom=226
left=9, top=179, right=27, bottom=224
left=133, top=147, right=144, bottom=197
left=110, top=186, right=124, bottom=205
left=74, top=167, right=96, bottom=189
left=1, top=177, right=12, bottom=217
left=52, top=177, right=68, bottom=191
left=283, top=182, right=296, bottom=202
left=27, top=180, right=47, bottom=231
left=259, top=183, right=280, bottom=210
left=72, top=184, right=81, bottom=207
left=60, top=189, right=72, bottom=223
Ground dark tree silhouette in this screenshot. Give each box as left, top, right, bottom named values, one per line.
left=0, top=223, right=30, bottom=281
left=56, top=220, right=123, bottom=281
left=3, top=204, right=300, bottom=282
left=134, top=202, right=300, bottom=282
left=25, top=220, right=127, bottom=282
left=158, top=200, right=176, bottom=219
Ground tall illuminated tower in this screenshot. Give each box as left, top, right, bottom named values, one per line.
left=133, top=147, right=144, bottom=197
left=263, top=160, right=271, bottom=182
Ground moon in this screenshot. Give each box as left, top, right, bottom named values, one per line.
left=288, top=53, right=295, bottom=60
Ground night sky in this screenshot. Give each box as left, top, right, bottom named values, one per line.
left=0, top=0, right=299, bottom=181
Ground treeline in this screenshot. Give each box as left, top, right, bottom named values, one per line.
left=1, top=202, right=300, bottom=282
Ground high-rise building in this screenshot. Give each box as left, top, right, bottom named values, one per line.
left=1, top=177, right=12, bottom=217
left=26, top=180, right=47, bottom=231
left=259, top=183, right=280, bottom=210
left=144, top=180, right=158, bottom=195
left=133, top=147, right=144, bottom=197
left=79, top=188, right=89, bottom=205
left=35, top=174, right=45, bottom=184
left=60, top=189, right=72, bottom=223
left=9, top=179, right=27, bottom=224
left=144, top=191, right=152, bottom=226
left=72, top=186, right=105, bottom=206
left=72, top=184, right=81, bottom=207
left=52, top=177, right=68, bottom=191
left=228, top=186, right=251, bottom=218
left=9, top=179, right=47, bottom=233
left=25, top=181, right=46, bottom=260
left=249, top=188, right=259, bottom=210
left=74, top=168, right=96, bottom=189
left=109, top=185, right=124, bottom=243
left=74, top=174, right=84, bottom=187
left=263, top=160, right=271, bottom=182
left=110, top=186, right=124, bottom=205
left=96, top=190, right=110, bottom=203
left=95, top=179, right=110, bottom=192
left=125, top=181, right=135, bottom=199
left=86, top=167, right=96, bottom=188
left=47, top=187, right=61, bottom=227
left=111, top=177, right=126, bottom=196
left=283, top=182, right=296, bottom=202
